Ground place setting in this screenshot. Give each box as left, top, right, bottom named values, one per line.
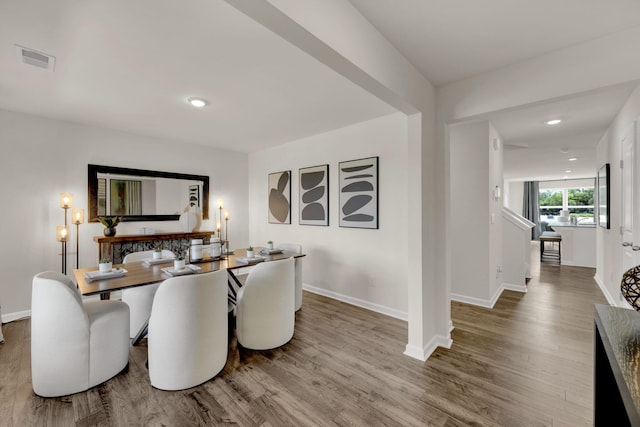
left=84, top=259, right=127, bottom=282
left=160, top=257, right=202, bottom=277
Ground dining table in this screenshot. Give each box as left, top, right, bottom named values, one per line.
left=73, top=247, right=304, bottom=345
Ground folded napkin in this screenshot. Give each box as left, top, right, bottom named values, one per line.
left=161, top=264, right=202, bottom=276
left=143, top=256, right=175, bottom=265
left=259, top=249, right=282, bottom=255
left=236, top=256, right=266, bottom=265
left=85, top=267, right=127, bottom=282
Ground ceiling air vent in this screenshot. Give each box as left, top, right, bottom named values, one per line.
left=15, top=45, right=55, bottom=71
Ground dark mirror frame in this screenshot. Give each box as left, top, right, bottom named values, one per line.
left=88, top=164, right=209, bottom=223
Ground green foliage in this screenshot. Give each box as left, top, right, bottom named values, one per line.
left=539, top=190, right=562, bottom=206
left=97, top=216, right=122, bottom=228
left=568, top=188, right=594, bottom=206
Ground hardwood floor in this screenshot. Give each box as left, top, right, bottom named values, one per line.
left=0, top=244, right=607, bottom=426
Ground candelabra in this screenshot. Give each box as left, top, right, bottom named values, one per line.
left=72, top=208, right=84, bottom=268
left=58, top=193, right=73, bottom=274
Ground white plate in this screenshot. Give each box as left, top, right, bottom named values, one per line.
left=236, top=256, right=266, bottom=265
left=85, top=267, right=128, bottom=282
left=259, top=249, right=282, bottom=255
left=142, top=257, right=175, bottom=265
left=161, top=264, right=202, bottom=276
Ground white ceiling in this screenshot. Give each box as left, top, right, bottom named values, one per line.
left=1, top=0, right=639, bottom=182
left=349, top=0, right=640, bottom=87
left=0, top=0, right=395, bottom=153
left=494, top=82, right=639, bottom=181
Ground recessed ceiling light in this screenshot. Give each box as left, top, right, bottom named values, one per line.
left=187, top=97, right=207, bottom=108
left=563, top=176, right=569, bottom=179
left=546, top=119, right=562, bottom=125
left=568, top=157, right=578, bottom=161
left=564, top=170, right=572, bottom=173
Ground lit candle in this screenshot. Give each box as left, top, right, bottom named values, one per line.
left=216, top=221, right=221, bottom=232
left=60, top=193, right=73, bottom=209
left=218, top=199, right=224, bottom=209
left=72, top=209, right=84, bottom=225
left=225, top=211, right=229, bottom=220
left=56, top=226, right=69, bottom=242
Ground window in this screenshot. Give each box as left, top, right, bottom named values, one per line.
left=539, top=181, right=595, bottom=223
left=567, top=187, right=594, bottom=218
left=539, top=189, right=562, bottom=216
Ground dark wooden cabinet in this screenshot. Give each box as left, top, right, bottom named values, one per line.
left=594, top=304, right=640, bottom=426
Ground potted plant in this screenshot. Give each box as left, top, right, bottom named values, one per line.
left=98, top=216, right=122, bottom=237
left=267, top=240, right=274, bottom=250
left=153, top=246, right=163, bottom=259
left=99, top=258, right=112, bottom=273
left=246, top=246, right=254, bottom=258
left=174, top=255, right=185, bottom=270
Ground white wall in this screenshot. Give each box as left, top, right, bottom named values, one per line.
left=449, top=121, right=504, bottom=306
left=0, top=108, right=249, bottom=320
left=231, top=0, right=447, bottom=361
left=595, top=85, right=640, bottom=304
left=506, top=180, right=524, bottom=214
left=248, top=113, right=409, bottom=318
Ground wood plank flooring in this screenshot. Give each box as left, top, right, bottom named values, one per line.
left=0, top=243, right=607, bottom=426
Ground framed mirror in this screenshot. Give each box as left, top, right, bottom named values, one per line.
left=88, top=164, right=209, bottom=222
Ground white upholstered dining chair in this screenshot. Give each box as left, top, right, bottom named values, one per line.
left=122, top=249, right=174, bottom=338
left=277, top=243, right=303, bottom=311
left=31, top=271, right=130, bottom=397
left=236, top=257, right=295, bottom=350
left=148, top=269, right=228, bottom=391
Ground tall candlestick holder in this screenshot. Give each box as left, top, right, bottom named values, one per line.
left=59, top=193, right=73, bottom=274
left=72, top=208, right=84, bottom=269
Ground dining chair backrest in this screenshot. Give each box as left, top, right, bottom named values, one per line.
left=31, top=271, right=129, bottom=397
left=148, top=269, right=229, bottom=391
left=277, top=243, right=302, bottom=254
left=121, top=249, right=174, bottom=338
left=236, top=257, right=295, bottom=350
left=276, top=243, right=303, bottom=311
left=123, top=249, right=175, bottom=263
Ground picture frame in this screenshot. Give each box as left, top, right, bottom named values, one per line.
left=268, top=170, right=291, bottom=224
left=598, top=163, right=610, bottom=229
left=299, top=164, right=329, bottom=226
left=338, top=156, right=378, bottom=229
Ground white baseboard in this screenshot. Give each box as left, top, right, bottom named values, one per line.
left=593, top=273, right=628, bottom=307
left=302, top=284, right=408, bottom=321
left=562, top=260, right=596, bottom=268
left=502, top=282, right=528, bottom=293
left=404, top=333, right=452, bottom=362
left=2, top=309, right=30, bottom=323
left=451, top=290, right=501, bottom=309
left=451, top=282, right=526, bottom=309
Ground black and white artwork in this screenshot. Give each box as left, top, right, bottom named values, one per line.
left=188, top=184, right=201, bottom=208
left=268, top=170, right=291, bottom=224
left=339, top=157, right=378, bottom=229
left=299, top=164, right=329, bottom=226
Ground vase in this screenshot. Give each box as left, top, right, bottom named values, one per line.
left=246, top=250, right=254, bottom=258
left=99, top=262, right=112, bottom=273
left=104, top=227, right=117, bottom=237
left=153, top=251, right=162, bottom=259
left=180, top=210, right=197, bottom=233
left=174, top=259, right=186, bottom=270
